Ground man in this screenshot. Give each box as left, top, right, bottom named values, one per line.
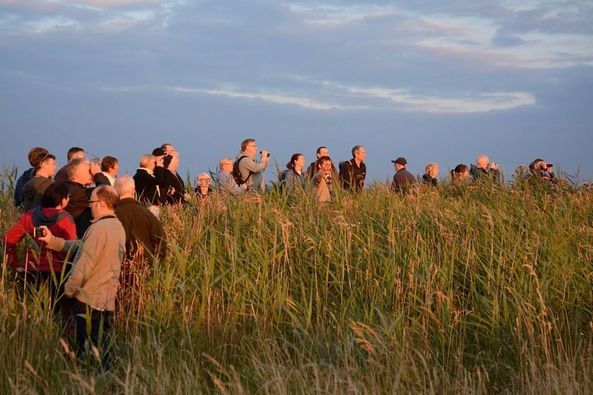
left=391, top=157, right=416, bottom=194
left=40, top=185, right=125, bottom=367
left=133, top=153, right=166, bottom=217
left=339, top=145, right=367, bottom=192
left=470, top=154, right=501, bottom=183
left=22, top=151, right=57, bottom=211
left=312, top=156, right=334, bottom=203
left=306, top=146, right=338, bottom=180
left=114, top=176, right=166, bottom=291
left=54, top=146, right=87, bottom=183
left=94, top=156, right=119, bottom=186
left=528, top=158, right=556, bottom=182
left=64, top=158, right=100, bottom=238
left=14, top=147, right=49, bottom=208
left=217, top=157, right=246, bottom=198
left=236, top=138, right=270, bottom=193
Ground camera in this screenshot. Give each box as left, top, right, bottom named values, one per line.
left=260, top=151, right=270, bottom=158
left=33, top=227, right=46, bottom=238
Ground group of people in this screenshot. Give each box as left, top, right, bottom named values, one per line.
left=3, top=139, right=559, bottom=367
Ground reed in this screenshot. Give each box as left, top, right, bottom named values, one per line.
left=1, top=172, right=592, bottom=394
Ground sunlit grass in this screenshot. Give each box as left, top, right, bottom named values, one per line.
left=1, top=171, right=592, bottom=393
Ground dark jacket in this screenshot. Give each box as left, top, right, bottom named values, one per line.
left=64, top=181, right=93, bottom=239
left=14, top=168, right=34, bottom=207
left=115, top=198, right=167, bottom=263
left=392, top=168, right=416, bottom=193
left=133, top=168, right=165, bottom=205
left=339, top=159, right=366, bottom=192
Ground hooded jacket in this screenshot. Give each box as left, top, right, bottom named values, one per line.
left=4, top=207, right=77, bottom=273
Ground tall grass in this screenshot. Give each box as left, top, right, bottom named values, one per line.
left=1, top=173, right=592, bottom=394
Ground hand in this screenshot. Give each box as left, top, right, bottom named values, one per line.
left=90, top=162, right=101, bottom=175
left=260, top=150, right=270, bottom=159
left=36, top=226, right=53, bottom=244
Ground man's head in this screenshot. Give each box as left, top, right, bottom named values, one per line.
left=139, top=154, right=156, bottom=170
left=241, top=138, right=258, bottom=157
left=392, top=157, right=407, bottom=171
left=88, top=185, right=119, bottom=218
left=67, top=147, right=85, bottom=162
left=219, top=157, right=234, bottom=173
left=352, top=145, right=366, bottom=162
left=114, top=175, right=136, bottom=199
left=476, top=155, right=489, bottom=170
left=161, top=143, right=176, bottom=156
left=316, top=146, right=329, bottom=159
left=67, top=157, right=93, bottom=185
left=101, top=156, right=119, bottom=176
left=316, top=156, right=332, bottom=173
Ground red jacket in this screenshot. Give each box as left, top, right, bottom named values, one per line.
left=4, top=207, right=77, bottom=273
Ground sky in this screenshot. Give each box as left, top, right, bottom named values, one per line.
left=1, top=0, right=592, bottom=186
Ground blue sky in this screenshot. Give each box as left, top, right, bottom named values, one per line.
left=1, top=0, right=592, bottom=185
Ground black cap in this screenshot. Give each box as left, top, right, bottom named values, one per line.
left=152, top=148, right=165, bottom=157
left=391, top=157, right=407, bottom=165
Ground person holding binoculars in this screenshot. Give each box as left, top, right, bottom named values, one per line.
left=235, top=138, right=270, bottom=193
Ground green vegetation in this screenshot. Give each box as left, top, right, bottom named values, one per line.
left=2, top=170, right=592, bottom=394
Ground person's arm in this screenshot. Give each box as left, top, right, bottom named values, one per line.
left=241, top=156, right=269, bottom=174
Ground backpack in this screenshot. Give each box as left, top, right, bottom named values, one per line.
left=232, top=155, right=251, bottom=185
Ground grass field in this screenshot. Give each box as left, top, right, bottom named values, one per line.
left=1, top=168, right=592, bottom=394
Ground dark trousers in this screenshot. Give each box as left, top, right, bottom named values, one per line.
left=72, top=299, right=114, bottom=369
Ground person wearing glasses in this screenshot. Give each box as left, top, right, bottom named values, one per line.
left=4, top=183, right=76, bottom=307
left=22, top=150, right=58, bottom=211
left=235, top=138, right=270, bottom=193
left=39, top=185, right=125, bottom=369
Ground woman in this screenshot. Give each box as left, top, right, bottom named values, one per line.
left=280, top=153, right=306, bottom=190
left=194, top=172, right=214, bottom=200
left=451, top=164, right=469, bottom=186
left=4, top=183, right=77, bottom=302
left=422, top=163, right=439, bottom=187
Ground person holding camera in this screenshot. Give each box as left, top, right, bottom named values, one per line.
left=236, top=138, right=270, bottom=193
left=312, top=156, right=334, bottom=203
left=528, top=158, right=556, bottom=182
left=39, top=185, right=125, bottom=369
left=4, top=182, right=77, bottom=303
left=470, top=154, right=502, bottom=183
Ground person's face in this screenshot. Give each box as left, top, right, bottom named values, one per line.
left=295, top=155, right=305, bottom=169
left=222, top=162, right=233, bottom=173
left=42, top=158, right=57, bottom=175
left=477, top=156, right=489, bottom=169
left=320, top=160, right=332, bottom=173
left=163, top=145, right=175, bottom=155
left=429, top=167, right=439, bottom=178
left=356, top=147, right=367, bottom=161
left=88, top=192, right=102, bottom=217
left=318, top=148, right=329, bottom=158
left=109, top=163, right=120, bottom=176
left=198, top=177, right=210, bottom=186
left=245, top=141, right=257, bottom=156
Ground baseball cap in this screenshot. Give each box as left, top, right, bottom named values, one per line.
left=391, top=157, right=407, bottom=165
